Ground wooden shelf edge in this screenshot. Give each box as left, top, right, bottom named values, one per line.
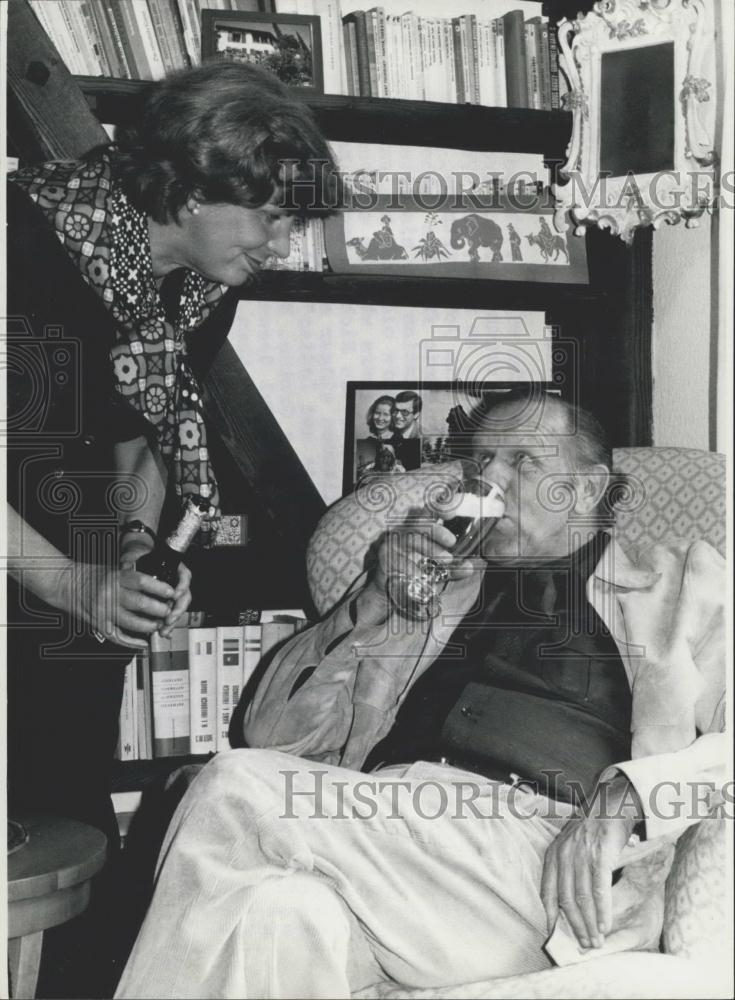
left=76, top=76, right=572, bottom=157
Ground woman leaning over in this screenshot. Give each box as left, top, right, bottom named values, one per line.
left=5, top=61, right=338, bottom=843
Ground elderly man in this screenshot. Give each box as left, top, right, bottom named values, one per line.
left=116, top=392, right=725, bottom=999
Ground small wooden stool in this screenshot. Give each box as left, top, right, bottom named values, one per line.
left=7, top=816, right=107, bottom=999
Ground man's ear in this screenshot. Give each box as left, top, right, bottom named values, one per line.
left=572, top=464, right=610, bottom=515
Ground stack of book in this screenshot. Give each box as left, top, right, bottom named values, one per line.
left=342, top=7, right=558, bottom=109
left=265, top=218, right=330, bottom=273
left=116, top=609, right=308, bottom=761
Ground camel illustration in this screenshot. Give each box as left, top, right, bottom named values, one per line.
left=525, top=231, right=569, bottom=262
left=347, top=231, right=408, bottom=260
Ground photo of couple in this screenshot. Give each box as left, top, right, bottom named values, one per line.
left=355, top=390, right=424, bottom=479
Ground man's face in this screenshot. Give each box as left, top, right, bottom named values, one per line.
left=393, top=400, right=417, bottom=434
left=466, top=400, right=579, bottom=561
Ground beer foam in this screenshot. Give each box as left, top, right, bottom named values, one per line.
left=454, top=489, right=505, bottom=520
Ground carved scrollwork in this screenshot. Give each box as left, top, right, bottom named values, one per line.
left=553, top=0, right=716, bottom=244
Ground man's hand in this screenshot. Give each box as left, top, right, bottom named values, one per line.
left=541, top=775, right=643, bottom=950
left=372, top=519, right=475, bottom=592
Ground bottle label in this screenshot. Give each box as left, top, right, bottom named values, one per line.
left=167, top=500, right=205, bottom=553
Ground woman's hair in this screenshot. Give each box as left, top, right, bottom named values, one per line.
left=366, top=395, right=395, bottom=434
left=113, top=61, right=340, bottom=222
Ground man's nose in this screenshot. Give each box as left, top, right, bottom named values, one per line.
left=267, top=218, right=293, bottom=259
left=478, top=454, right=513, bottom=492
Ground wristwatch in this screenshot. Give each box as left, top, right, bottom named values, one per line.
left=120, top=520, right=157, bottom=545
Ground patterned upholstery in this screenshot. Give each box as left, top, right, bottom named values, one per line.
left=308, top=448, right=725, bottom=617
left=306, top=448, right=728, bottom=997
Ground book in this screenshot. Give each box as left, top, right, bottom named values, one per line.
left=451, top=19, right=465, bottom=105
left=364, top=8, right=379, bottom=97
left=312, top=0, right=348, bottom=94
left=401, top=12, right=422, bottom=101
left=463, top=14, right=480, bottom=105
left=136, top=647, right=153, bottom=758
left=150, top=627, right=191, bottom=757
left=146, top=0, right=190, bottom=73
left=344, top=11, right=371, bottom=96
left=118, top=658, right=138, bottom=761
left=90, top=2, right=128, bottom=78
left=547, top=19, right=560, bottom=110
left=216, top=625, right=244, bottom=752
left=60, top=0, right=104, bottom=76
left=501, top=9, right=529, bottom=109
left=175, top=0, right=201, bottom=66
left=524, top=19, right=541, bottom=110
left=492, top=18, right=508, bottom=108
left=130, top=0, right=166, bottom=79
left=242, top=623, right=263, bottom=689
left=189, top=626, right=217, bottom=754
left=477, top=20, right=495, bottom=107
left=343, top=18, right=359, bottom=95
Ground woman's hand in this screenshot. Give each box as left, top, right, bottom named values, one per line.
left=119, top=537, right=193, bottom=639
left=72, top=562, right=178, bottom=648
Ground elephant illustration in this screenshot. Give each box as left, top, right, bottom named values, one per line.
left=346, top=231, right=408, bottom=260
left=450, top=214, right=503, bottom=262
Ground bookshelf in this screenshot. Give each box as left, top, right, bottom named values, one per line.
left=7, top=0, right=653, bottom=782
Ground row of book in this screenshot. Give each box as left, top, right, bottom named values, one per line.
left=116, top=610, right=308, bottom=761
left=343, top=8, right=559, bottom=109
left=266, top=217, right=330, bottom=273
left=28, top=0, right=258, bottom=81
left=33, top=0, right=560, bottom=112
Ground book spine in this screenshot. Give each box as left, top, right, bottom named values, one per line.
left=364, top=10, right=379, bottom=98
left=80, top=0, right=114, bottom=76
left=343, top=21, right=358, bottom=96
left=352, top=11, right=371, bottom=97
left=30, top=1, right=86, bottom=75
left=99, top=2, right=134, bottom=78
left=189, top=627, right=217, bottom=754
left=524, top=21, right=539, bottom=110
left=118, top=658, right=138, bottom=761
left=441, top=19, right=454, bottom=105
left=115, top=0, right=149, bottom=79
left=131, top=0, right=166, bottom=79
left=502, top=10, right=528, bottom=109
left=493, top=18, right=507, bottom=108
left=537, top=19, right=552, bottom=111
left=312, top=0, right=347, bottom=95
left=150, top=629, right=191, bottom=757
left=138, top=646, right=154, bottom=759
left=242, top=624, right=263, bottom=689
left=451, top=19, right=464, bottom=105
left=400, top=14, right=414, bottom=100
left=410, top=14, right=423, bottom=100
left=60, top=0, right=103, bottom=75
left=175, top=0, right=201, bottom=66
left=90, top=2, right=126, bottom=78
left=216, top=625, right=244, bottom=752
left=146, top=0, right=188, bottom=73
left=548, top=21, right=560, bottom=110
left=478, top=20, right=494, bottom=107
left=469, top=15, right=480, bottom=105
left=372, top=8, right=387, bottom=98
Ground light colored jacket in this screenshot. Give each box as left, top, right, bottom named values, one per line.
left=244, top=536, right=726, bottom=840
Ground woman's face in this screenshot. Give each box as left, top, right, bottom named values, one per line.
left=372, top=402, right=393, bottom=434
left=177, top=196, right=294, bottom=286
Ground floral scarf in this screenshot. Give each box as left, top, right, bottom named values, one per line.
left=12, top=151, right=228, bottom=540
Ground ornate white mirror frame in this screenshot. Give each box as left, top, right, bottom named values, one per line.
left=553, top=0, right=716, bottom=245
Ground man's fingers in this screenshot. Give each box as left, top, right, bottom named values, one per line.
left=540, top=847, right=560, bottom=932
left=592, top=836, right=616, bottom=936
left=118, top=609, right=165, bottom=635
left=574, top=846, right=602, bottom=947
left=557, top=842, right=591, bottom=949
left=123, top=590, right=173, bottom=621
left=124, top=568, right=176, bottom=601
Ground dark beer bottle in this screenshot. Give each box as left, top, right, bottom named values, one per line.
left=135, top=498, right=208, bottom=586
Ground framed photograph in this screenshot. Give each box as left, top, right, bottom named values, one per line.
left=343, top=381, right=560, bottom=494
left=201, top=10, right=324, bottom=94
left=552, top=0, right=716, bottom=244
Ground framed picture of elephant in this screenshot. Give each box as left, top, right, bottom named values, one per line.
left=324, top=192, right=588, bottom=284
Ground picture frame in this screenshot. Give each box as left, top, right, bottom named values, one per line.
left=343, top=381, right=560, bottom=494
left=552, top=0, right=716, bottom=245
left=324, top=192, right=589, bottom=284
left=201, top=10, right=324, bottom=94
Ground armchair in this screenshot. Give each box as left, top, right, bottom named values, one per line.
left=306, top=447, right=729, bottom=999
